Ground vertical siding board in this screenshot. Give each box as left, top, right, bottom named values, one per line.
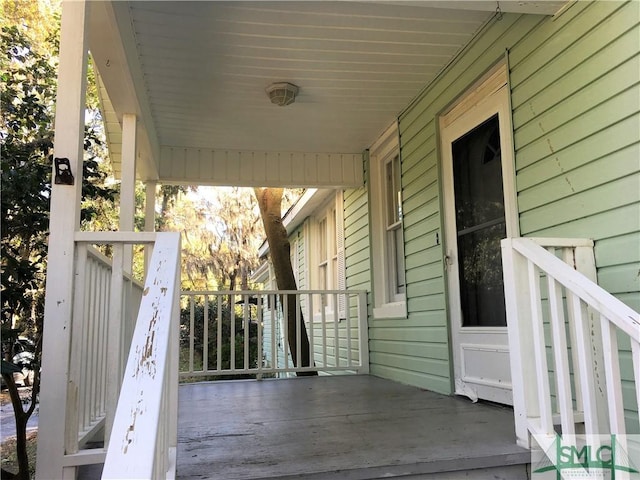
left=252, top=152, right=267, bottom=185
left=186, top=148, right=199, bottom=181
left=265, top=152, right=279, bottom=184
left=279, top=153, right=293, bottom=185
left=211, top=150, right=227, bottom=180
left=226, top=151, right=240, bottom=181
left=199, top=149, right=213, bottom=179
left=171, top=148, right=186, bottom=179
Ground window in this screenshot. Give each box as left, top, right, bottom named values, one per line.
left=370, top=122, right=407, bottom=318
left=311, top=192, right=345, bottom=318
left=385, top=154, right=406, bottom=299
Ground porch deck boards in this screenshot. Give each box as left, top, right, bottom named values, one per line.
left=177, top=375, right=529, bottom=479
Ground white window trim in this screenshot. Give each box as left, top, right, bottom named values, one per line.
left=309, top=192, right=346, bottom=321
left=370, top=122, right=407, bottom=319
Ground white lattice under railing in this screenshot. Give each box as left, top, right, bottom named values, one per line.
left=501, top=237, right=640, bottom=451
left=179, top=290, right=369, bottom=379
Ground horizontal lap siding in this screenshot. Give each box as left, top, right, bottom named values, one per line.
left=355, top=2, right=638, bottom=403
left=391, top=11, right=544, bottom=394
left=344, top=156, right=372, bottom=317
left=510, top=0, right=640, bottom=431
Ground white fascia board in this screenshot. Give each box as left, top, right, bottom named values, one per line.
left=88, top=1, right=160, bottom=182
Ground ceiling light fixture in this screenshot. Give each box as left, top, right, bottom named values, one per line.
left=265, top=82, right=299, bottom=106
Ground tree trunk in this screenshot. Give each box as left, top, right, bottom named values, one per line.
left=2, top=368, right=39, bottom=480
left=254, top=188, right=317, bottom=376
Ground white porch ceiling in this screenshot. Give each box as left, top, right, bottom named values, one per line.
left=88, top=1, right=564, bottom=184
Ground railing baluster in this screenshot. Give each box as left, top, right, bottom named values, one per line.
left=358, top=291, right=369, bottom=374
left=88, top=258, right=99, bottom=424
left=346, top=294, right=352, bottom=367
left=189, top=296, right=195, bottom=373
left=600, top=313, right=626, bottom=434
left=99, top=264, right=111, bottom=414
left=217, top=294, right=223, bottom=372
left=230, top=292, right=236, bottom=371
left=256, top=295, right=263, bottom=377
left=282, top=294, right=289, bottom=370
left=176, top=289, right=368, bottom=378
left=296, top=294, right=302, bottom=369
left=547, top=275, right=575, bottom=435
left=632, top=340, right=640, bottom=433
left=334, top=295, right=340, bottom=368
left=203, top=295, right=209, bottom=372
left=571, top=295, right=600, bottom=436
left=270, top=294, right=276, bottom=370
left=244, top=294, right=250, bottom=370
left=66, top=243, right=87, bottom=453
left=307, top=293, right=314, bottom=368
left=105, top=243, right=124, bottom=445
left=561, top=248, right=584, bottom=414
left=321, top=295, right=327, bottom=367
left=527, top=261, right=554, bottom=434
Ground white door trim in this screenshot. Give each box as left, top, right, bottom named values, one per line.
left=440, top=63, right=519, bottom=405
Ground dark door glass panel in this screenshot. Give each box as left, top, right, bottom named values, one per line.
left=452, top=114, right=507, bottom=327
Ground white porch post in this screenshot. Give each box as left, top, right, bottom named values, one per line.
left=120, top=113, right=137, bottom=272
left=35, top=1, right=88, bottom=479
left=144, top=180, right=157, bottom=271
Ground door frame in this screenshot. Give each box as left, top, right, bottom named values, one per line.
left=439, top=63, right=520, bottom=403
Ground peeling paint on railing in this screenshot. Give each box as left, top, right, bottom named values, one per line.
left=103, top=233, right=180, bottom=480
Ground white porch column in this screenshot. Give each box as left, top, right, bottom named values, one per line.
left=35, top=2, right=88, bottom=479
left=144, top=180, right=157, bottom=271
left=120, top=113, right=137, bottom=272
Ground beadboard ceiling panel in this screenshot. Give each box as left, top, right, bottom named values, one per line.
left=88, top=1, right=563, bottom=182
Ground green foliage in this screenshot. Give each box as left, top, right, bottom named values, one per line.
left=1, top=24, right=116, bottom=337
left=179, top=298, right=259, bottom=381
left=161, top=187, right=264, bottom=291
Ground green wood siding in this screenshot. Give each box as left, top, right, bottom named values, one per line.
left=383, top=0, right=639, bottom=403
left=510, top=1, right=639, bottom=430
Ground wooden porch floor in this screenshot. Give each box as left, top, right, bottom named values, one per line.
left=176, top=375, right=530, bottom=479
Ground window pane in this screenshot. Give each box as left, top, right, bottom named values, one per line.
left=452, top=115, right=504, bottom=231
left=395, top=227, right=406, bottom=293
left=319, top=218, right=327, bottom=262
left=385, top=155, right=401, bottom=226
left=452, top=114, right=507, bottom=327
left=456, top=222, right=506, bottom=327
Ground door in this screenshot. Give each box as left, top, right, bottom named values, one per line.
left=441, top=66, right=518, bottom=405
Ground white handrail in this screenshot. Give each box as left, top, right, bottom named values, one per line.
left=502, top=237, right=640, bottom=449
left=179, top=289, right=369, bottom=379
left=102, top=232, right=181, bottom=480
left=510, top=238, right=640, bottom=338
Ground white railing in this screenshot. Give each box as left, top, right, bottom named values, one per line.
left=102, top=232, right=181, bottom=480
left=53, top=231, right=180, bottom=478
left=180, top=290, right=369, bottom=379
left=502, top=237, right=640, bottom=450
left=66, top=246, right=144, bottom=448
